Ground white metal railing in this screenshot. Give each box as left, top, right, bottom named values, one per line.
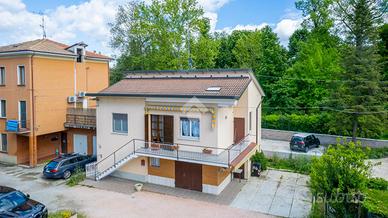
left=91, top=134, right=254, bottom=180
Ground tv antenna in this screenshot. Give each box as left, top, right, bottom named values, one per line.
left=40, top=13, right=47, bottom=39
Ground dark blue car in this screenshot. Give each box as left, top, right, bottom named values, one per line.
left=43, top=153, right=96, bottom=179
left=0, top=186, right=47, bottom=218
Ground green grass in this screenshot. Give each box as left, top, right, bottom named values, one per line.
left=66, top=168, right=86, bottom=187
left=267, top=156, right=312, bottom=175
left=49, top=210, right=86, bottom=218
left=309, top=201, right=325, bottom=218
left=364, top=147, right=388, bottom=159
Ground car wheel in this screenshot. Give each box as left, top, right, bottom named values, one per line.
left=304, top=146, right=308, bottom=153
left=63, top=170, right=72, bottom=179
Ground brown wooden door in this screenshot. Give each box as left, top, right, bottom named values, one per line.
left=145, top=115, right=149, bottom=142
left=163, top=115, right=174, bottom=144
left=234, top=117, right=245, bottom=144
left=175, top=161, right=202, bottom=191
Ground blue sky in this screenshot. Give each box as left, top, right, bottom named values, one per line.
left=0, top=0, right=302, bottom=56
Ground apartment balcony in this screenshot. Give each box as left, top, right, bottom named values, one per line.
left=5, top=120, right=30, bottom=135
left=64, top=108, right=96, bottom=130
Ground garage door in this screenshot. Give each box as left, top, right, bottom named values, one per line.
left=73, top=134, right=88, bottom=155
left=175, top=161, right=202, bottom=192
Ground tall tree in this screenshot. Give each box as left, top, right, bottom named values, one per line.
left=233, top=26, right=288, bottom=106
left=214, top=30, right=250, bottom=68
left=331, top=0, right=387, bottom=140
left=109, top=0, right=210, bottom=83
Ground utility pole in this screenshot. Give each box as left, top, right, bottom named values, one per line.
left=39, top=12, right=46, bottom=39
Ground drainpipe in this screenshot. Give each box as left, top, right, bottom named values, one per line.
left=255, top=96, right=264, bottom=146
left=29, top=53, right=37, bottom=167
left=73, top=58, right=77, bottom=108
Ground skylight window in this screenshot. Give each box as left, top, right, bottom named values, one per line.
left=206, top=87, right=221, bottom=91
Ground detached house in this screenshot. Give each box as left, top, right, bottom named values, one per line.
left=88, top=69, right=264, bottom=194
left=0, top=39, right=110, bottom=166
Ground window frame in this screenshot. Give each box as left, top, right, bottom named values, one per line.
left=17, top=65, right=25, bottom=86
left=179, top=117, right=200, bottom=140
left=150, top=157, right=160, bottom=167
left=112, top=113, right=128, bottom=134
left=1, top=134, right=7, bottom=153
left=0, top=66, right=5, bottom=85
left=0, top=100, right=6, bottom=118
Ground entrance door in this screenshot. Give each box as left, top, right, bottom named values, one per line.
left=61, top=132, right=67, bottom=153
left=175, top=161, right=202, bottom=191
left=92, top=136, right=97, bottom=156
left=147, top=115, right=174, bottom=144
left=19, top=101, right=27, bottom=128
left=234, top=117, right=245, bottom=144
left=73, top=134, right=88, bottom=155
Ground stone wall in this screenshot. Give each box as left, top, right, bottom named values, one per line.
left=262, top=128, right=388, bottom=148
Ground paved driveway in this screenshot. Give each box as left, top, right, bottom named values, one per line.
left=0, top=164, right=270, bottom=218
left=231, top=170, right=312, bottom=218
left=261, top=139, right=324, bottom=158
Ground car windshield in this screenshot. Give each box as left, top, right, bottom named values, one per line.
left=46, top=161, right=58, bottom=169
left=292, top=136, right=303, bottom=142
left=0, top=191, right=27, bottom=211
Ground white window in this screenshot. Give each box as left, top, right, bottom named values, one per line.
left=0, top=100, right=6, bottom=118
left=0, top=134, right=7, bottom=152
left=17, top=65, right=25, bottom=85
left=150, top=157, right=160, bottom=167
left=180, top=118, right=200, bottom=139
left=112, top=113, right=128, bottom=133
left=0, top=67, right=5, bottom=85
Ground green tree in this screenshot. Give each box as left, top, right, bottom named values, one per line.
left=214, top=30, right=250, bottom=68
left=233, top=26, right=288, bottom=106
left=331, top=0, right=387, bottom=140
left=109, top=0, right=209, bottom=82
left=191, top=19, right=219, bottom=68
left=310, top=141, right=372, bottom=216
left=288, top=28, right=310, bottom=61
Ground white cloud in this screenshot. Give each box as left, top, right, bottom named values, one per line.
left=218, top=23, right=269, bottom=34
left=274, top=18, right=303, bottom=45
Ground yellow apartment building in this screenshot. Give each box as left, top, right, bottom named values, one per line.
left=0, top=39, right=110, bottom=166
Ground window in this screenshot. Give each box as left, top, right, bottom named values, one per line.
left=180, top=118, right=200, bottom=139
left=17, top=66, right=25, bottom=85
left=1, top=134, right=7, bottom=152
left=0, top=67, right=5, bottom=85
left=76, top=48, right=84, bottom=63
left=0, top=100, right=5, bottom=118
left=150, top=157, right=160, bottom=167
left=112, top=113, right=128, bottom=133
left=249, top=112, right=252, bottom=131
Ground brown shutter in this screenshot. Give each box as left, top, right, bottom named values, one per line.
left=163, top=115, right=174, bottom=144
left=145, top=115, right=149, bottom=142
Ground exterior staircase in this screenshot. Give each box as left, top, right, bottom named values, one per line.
left=86, top=139, right=137, bottom=181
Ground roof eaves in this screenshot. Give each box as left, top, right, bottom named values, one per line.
left=86, top=93, right=240, bottom=99
left=0, top=50, right=77, bottom=58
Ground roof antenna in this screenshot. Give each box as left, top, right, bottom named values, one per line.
left=39, top=12, right=47, bottom=39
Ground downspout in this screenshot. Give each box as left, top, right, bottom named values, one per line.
left=73, top=58, right=77, bottom=108
left=255, top=96, right=264, bottom=146
left=30, top=53, right=36, bottom=166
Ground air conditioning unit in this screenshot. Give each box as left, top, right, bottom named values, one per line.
left=67, top=96, right=77, bottom=103
left=78, top=91, right=86, bottom=97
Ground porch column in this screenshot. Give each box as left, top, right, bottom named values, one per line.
left=29, top=134, right=37, bottom=167
left=148, top=114, right=151, bottom=142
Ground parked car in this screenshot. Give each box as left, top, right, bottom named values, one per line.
left=289, top=133, right=320, bottom=152
left=0, top=186, right=48, bottom=218
left=43, top=153, right=96, bottom=179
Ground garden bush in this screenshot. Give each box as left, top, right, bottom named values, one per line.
left=267, top=156, right=312, bottom=174
left=66, top=168, right=86, bottom=187
left=250, top=151, right=268, bottom=170
left=367, top=178, right=388, bottom=191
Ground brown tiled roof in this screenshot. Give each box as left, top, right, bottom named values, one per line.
left=93, top=69, right=254, bottom=99
left=0, top=39, right=110, bottom=60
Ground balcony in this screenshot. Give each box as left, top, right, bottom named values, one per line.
left=5, top=120, right=30, bottom=135
left=64, top=108, right=96, bottom=130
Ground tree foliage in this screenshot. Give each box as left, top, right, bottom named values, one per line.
left=310, top=141, right=372, bottom=216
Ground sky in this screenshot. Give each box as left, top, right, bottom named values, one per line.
left=0, top=0, right=303, bottom=57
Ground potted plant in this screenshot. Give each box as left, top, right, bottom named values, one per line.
left=134, top=183, right=143, bottom=191
left=203, top=148, right=212, bottom=154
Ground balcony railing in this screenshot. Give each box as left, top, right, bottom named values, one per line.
left=91, top=134, right=254, bottom=179
left=5, top=120, right=30, bottom=134
left=64, top=108, right=96, bottom=129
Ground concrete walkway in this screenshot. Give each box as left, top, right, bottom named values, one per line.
left=370, top=157, right=388, bottom=180
left=231, top=170, right=312, bottom=218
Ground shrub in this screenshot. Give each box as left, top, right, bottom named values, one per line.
left=364, top=147, right=388, bottom=159
left=49, top=210, right=87, bottom=218
left=251, top=151, right=268, bottom=170
left=267, top=156, right=311, bottom=174
left=362, top=189, right=388, bottom=217
left=66, top=168, right=86, bottom=187
left=367, top=178, right=388, bottom=191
